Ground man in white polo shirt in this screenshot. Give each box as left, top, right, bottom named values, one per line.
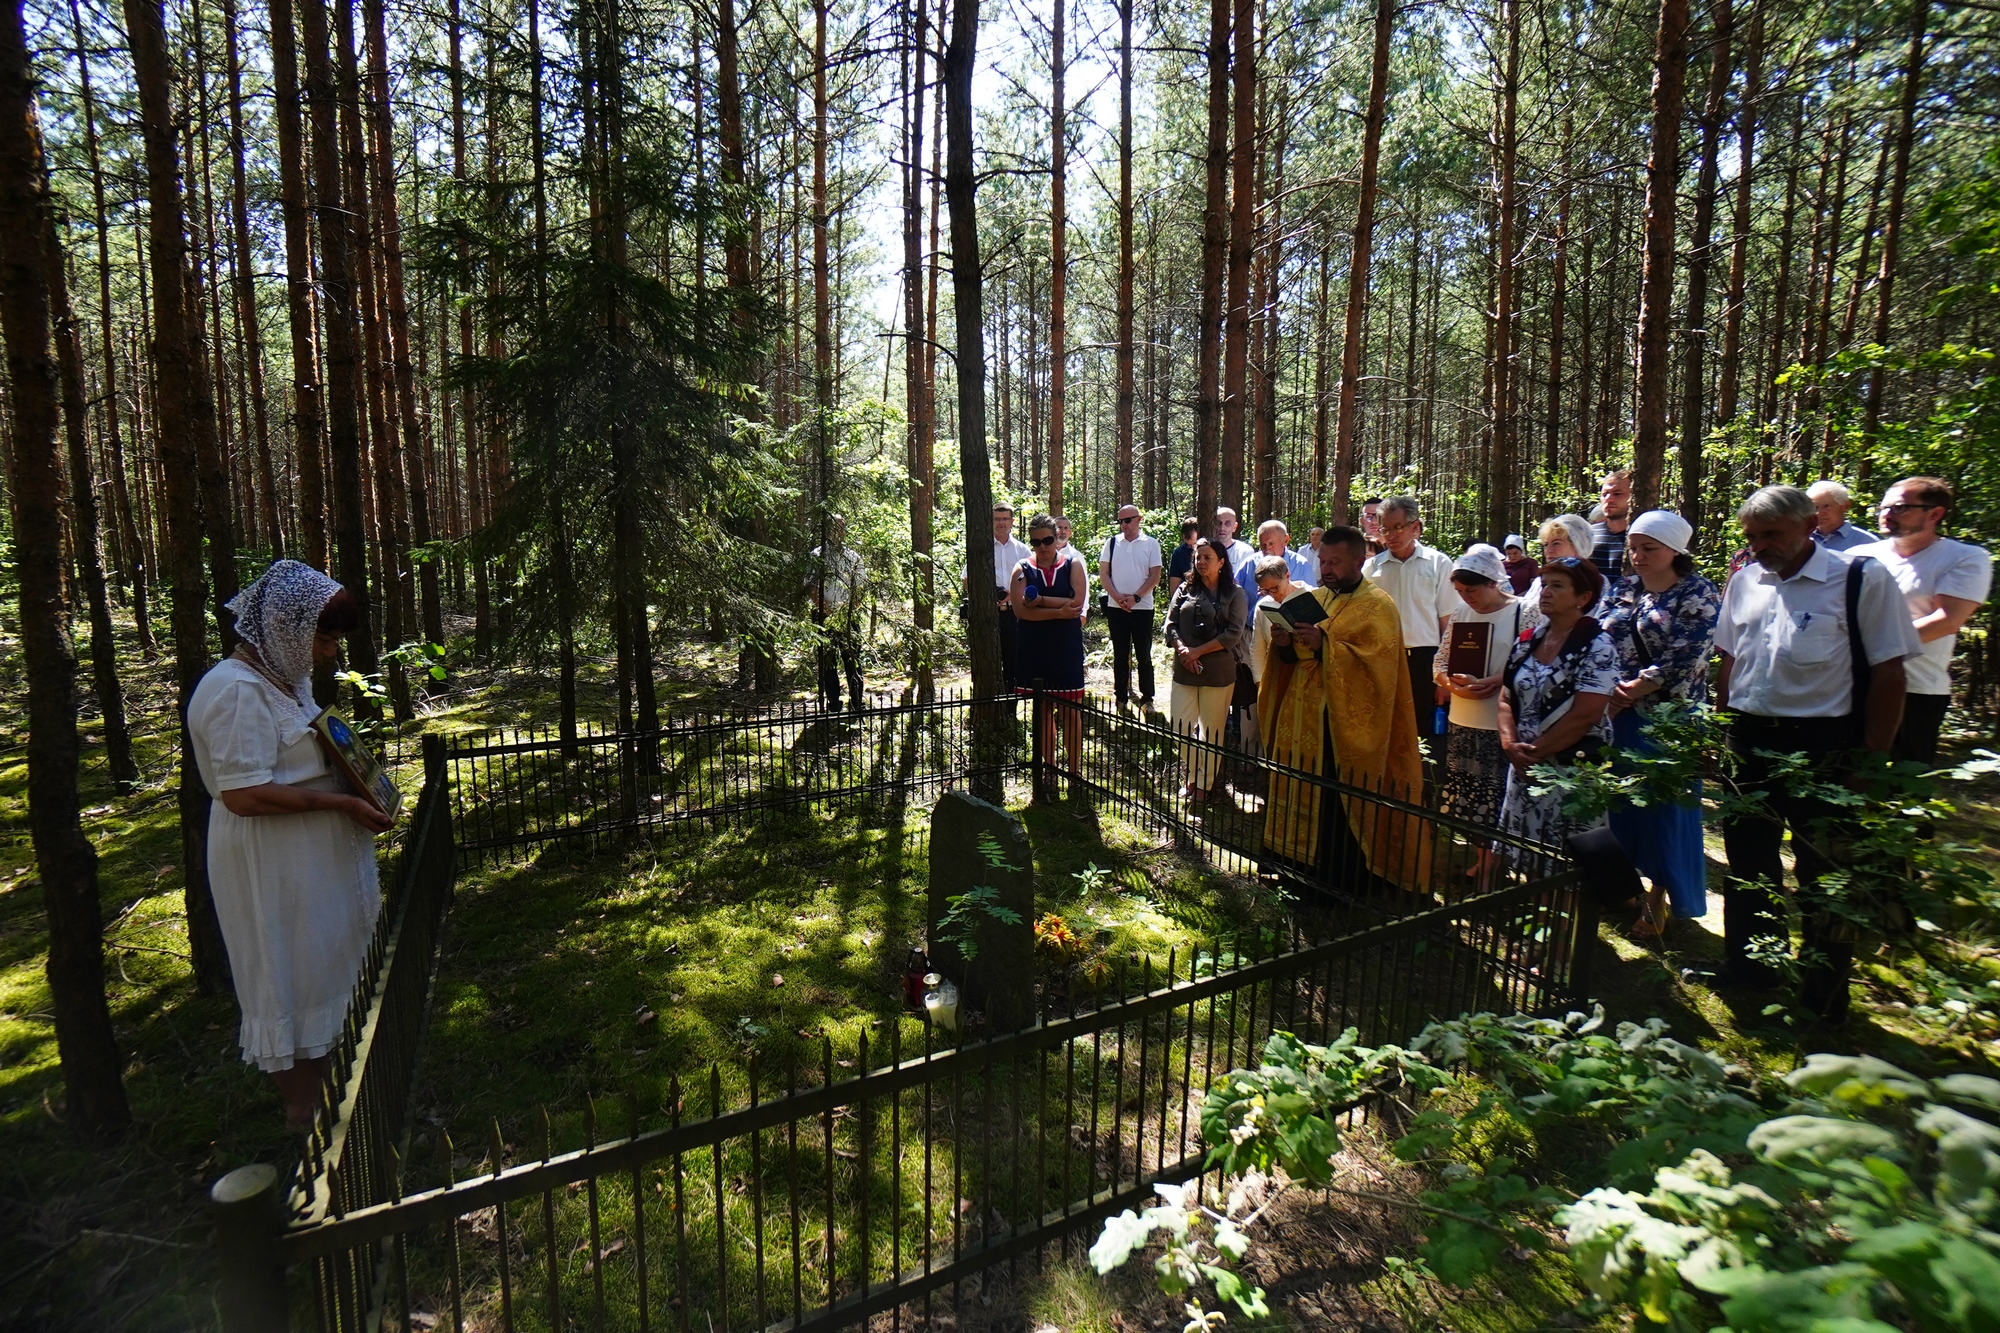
left=1098, top=504, right=1163, bottom=706
left=1715, top=484, right=1920, bottom=1024
left=1853, top=476, right=1993, bottom=766
left=1362, top=496, right=1459, bottom=743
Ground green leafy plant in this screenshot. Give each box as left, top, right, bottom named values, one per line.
left=1094, top=1008, right=2000, bottom=1331
left=934, top=833, right=1027, bottom=962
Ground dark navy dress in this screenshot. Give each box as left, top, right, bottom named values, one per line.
left=1013, top=556, right=1087, bottom=698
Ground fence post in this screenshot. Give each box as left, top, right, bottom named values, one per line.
left=211, top=1163, right=288, bottom=1333
left=1030, top=690, right=1049, bottom=802
left=1564, top=873, right=1601, bottom=1002
left=423, top=732, right=445, bottom=790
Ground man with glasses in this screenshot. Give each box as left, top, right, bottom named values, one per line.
left=1808, top=480, right=1874, bottom=552
left=1098, top=505, right=1164, bottom=707
left=1362, top=496, right=1459, bottom=743
left=1854, top=477, right=1993, bottom=764
left=964, top=503, right=1032, bottom=689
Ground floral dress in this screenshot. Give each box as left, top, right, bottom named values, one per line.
left=1499, top=627, right=1620, bottom=849
left=1596, top=573, right=1723, bottom=917
left=1598, top=573, right=1723, bottom=707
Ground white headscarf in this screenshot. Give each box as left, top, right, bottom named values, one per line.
left=225, top=560, right=342, bottom=739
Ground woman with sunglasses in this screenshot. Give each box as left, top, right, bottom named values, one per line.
left=1010, top=513, right=1088, bottom=775
left=1165, top=538, right=1247, bottom=802
left=1497, top=556, right=1620, bottom=849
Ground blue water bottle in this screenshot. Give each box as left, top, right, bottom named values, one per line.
left=1433, top=704, right=1449, bottom=734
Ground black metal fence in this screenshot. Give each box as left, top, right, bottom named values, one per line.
left=442, top=693, right=1018, bottom=870
left=211, top=692, right=1583, bottom=1333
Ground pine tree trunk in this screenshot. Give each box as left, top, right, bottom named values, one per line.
left=1716, top=5, right=1761, bottom=433
left=901, top=0, right=935, bottom=695
left=1114, top=0, right=1134, bottom=507
left=1194, top=0, right=1227, bottom=524
left=1546, top=120, right=1568, bottom=479
left=1047, top=0, right=1066, bottom=515
left=222, top=0, right=281, bottom=556
left=1220, top=0, right=1253, bottom=515
left=1675, top=0, right=1730, bottom=525
left=1484, top=0, right=1520, bottom=540
left=125, top=0, right=233, bottom=997
left=48, top=210, right=137, bottom=787
left=364, top=0, right=438, bottom=646
left=1860, top=0, right=1932, bottom=460
left=301, top=0, right=380, bottom=687
left=268, top=0, right=325, bottom=571
left=1331, top=0, right=1392, bottom=519
left=944, top=0, right=1003, bottom=776
left=0, top=2, right=131, bottom=1141
left=1631, top=0, right=1689, bottom=511
left=69, top=0, right=154, bottom=656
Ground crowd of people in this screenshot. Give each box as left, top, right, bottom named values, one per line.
left=953, top=469, right=1991, bottom=1028
left=191, top=470, right=1989, bottom=1127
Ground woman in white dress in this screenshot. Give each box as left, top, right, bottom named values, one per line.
left=187, top=561, right=394, bottom=1129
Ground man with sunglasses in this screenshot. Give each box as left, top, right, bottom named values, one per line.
left=1098, top=505, right=1163, bottom=707
left=1853, top=477, right=1992, bottom=765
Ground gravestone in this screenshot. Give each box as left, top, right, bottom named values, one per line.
left=926, top=791, right=1035, bottom=1032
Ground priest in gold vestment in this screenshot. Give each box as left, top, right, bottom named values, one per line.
left=1256, top=527, right=1430, bottom=892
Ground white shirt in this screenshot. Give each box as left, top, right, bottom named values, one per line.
left=1059, top=543, right=1090, bottom=618
left=1851, top=536, right=1993, bottom=696
left=1715, top=543, right=1922, bottom=718
left=807, top=545, right=863, bottom=611
left=1433, top=598, right=1542, bottom=731
left=1099, top=531, right=1164, bottom=611
left=971, top=536, right=1033, bottom=592
left=1363, top=543, right=1461, bottom=649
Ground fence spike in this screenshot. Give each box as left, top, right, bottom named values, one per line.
left=489, top=1121, right=506, bottom=1177
left=585, top=1094, right=597, bottom=1150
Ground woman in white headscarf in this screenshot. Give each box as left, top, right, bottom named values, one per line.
left=186, top=561, right=393, bottom=1129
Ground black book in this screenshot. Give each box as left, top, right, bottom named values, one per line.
left=1278, top=590, right=1327, bottom=628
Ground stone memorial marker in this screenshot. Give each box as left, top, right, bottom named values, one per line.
left=926, top=791, right=1035, bottom=1031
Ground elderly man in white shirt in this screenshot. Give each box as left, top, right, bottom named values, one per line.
left=1807, top=479, right=1876, bottom=552
left=1362, top=495, right=1460, bottom=743
left=1097, top=504, right=1163, bottom=706
left=1852, top=476, right=1994, bottom=765
left=1714, top=484, right=1921, bottom=1025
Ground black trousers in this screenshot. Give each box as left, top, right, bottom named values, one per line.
left=1895, top=693, right=1950, bottom=767
left=816, top=625, right=864, bottom=711
left=1407, top=647, right=1440, bottom=741
left=1105, top=605, right=1156, bottom=701
left=997, top=606, right=1019, bottom=690
left=1720, top=713, right=1860, bottom=1021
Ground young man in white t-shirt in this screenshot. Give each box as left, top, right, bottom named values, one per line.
left=1853, top=476, right=1994, bottom=764
left=1099, top=505, right=1164, bottom=705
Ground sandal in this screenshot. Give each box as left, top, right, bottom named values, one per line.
left=1629, top=901, right=1671, bottom=941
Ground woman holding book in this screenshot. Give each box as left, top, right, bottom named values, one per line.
left=1598, top=510, right=1722, bottom=938
left=187, top=561, right=394, bottom=1130
left=1165, top=539, right=1247, bottom=802
left=1433, top=546, right=1542, bottom=880
left=1248, top=555, right=1315, bottom=686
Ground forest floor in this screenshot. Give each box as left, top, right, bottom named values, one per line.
left=3, top=612, right=1998, bottom=1331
